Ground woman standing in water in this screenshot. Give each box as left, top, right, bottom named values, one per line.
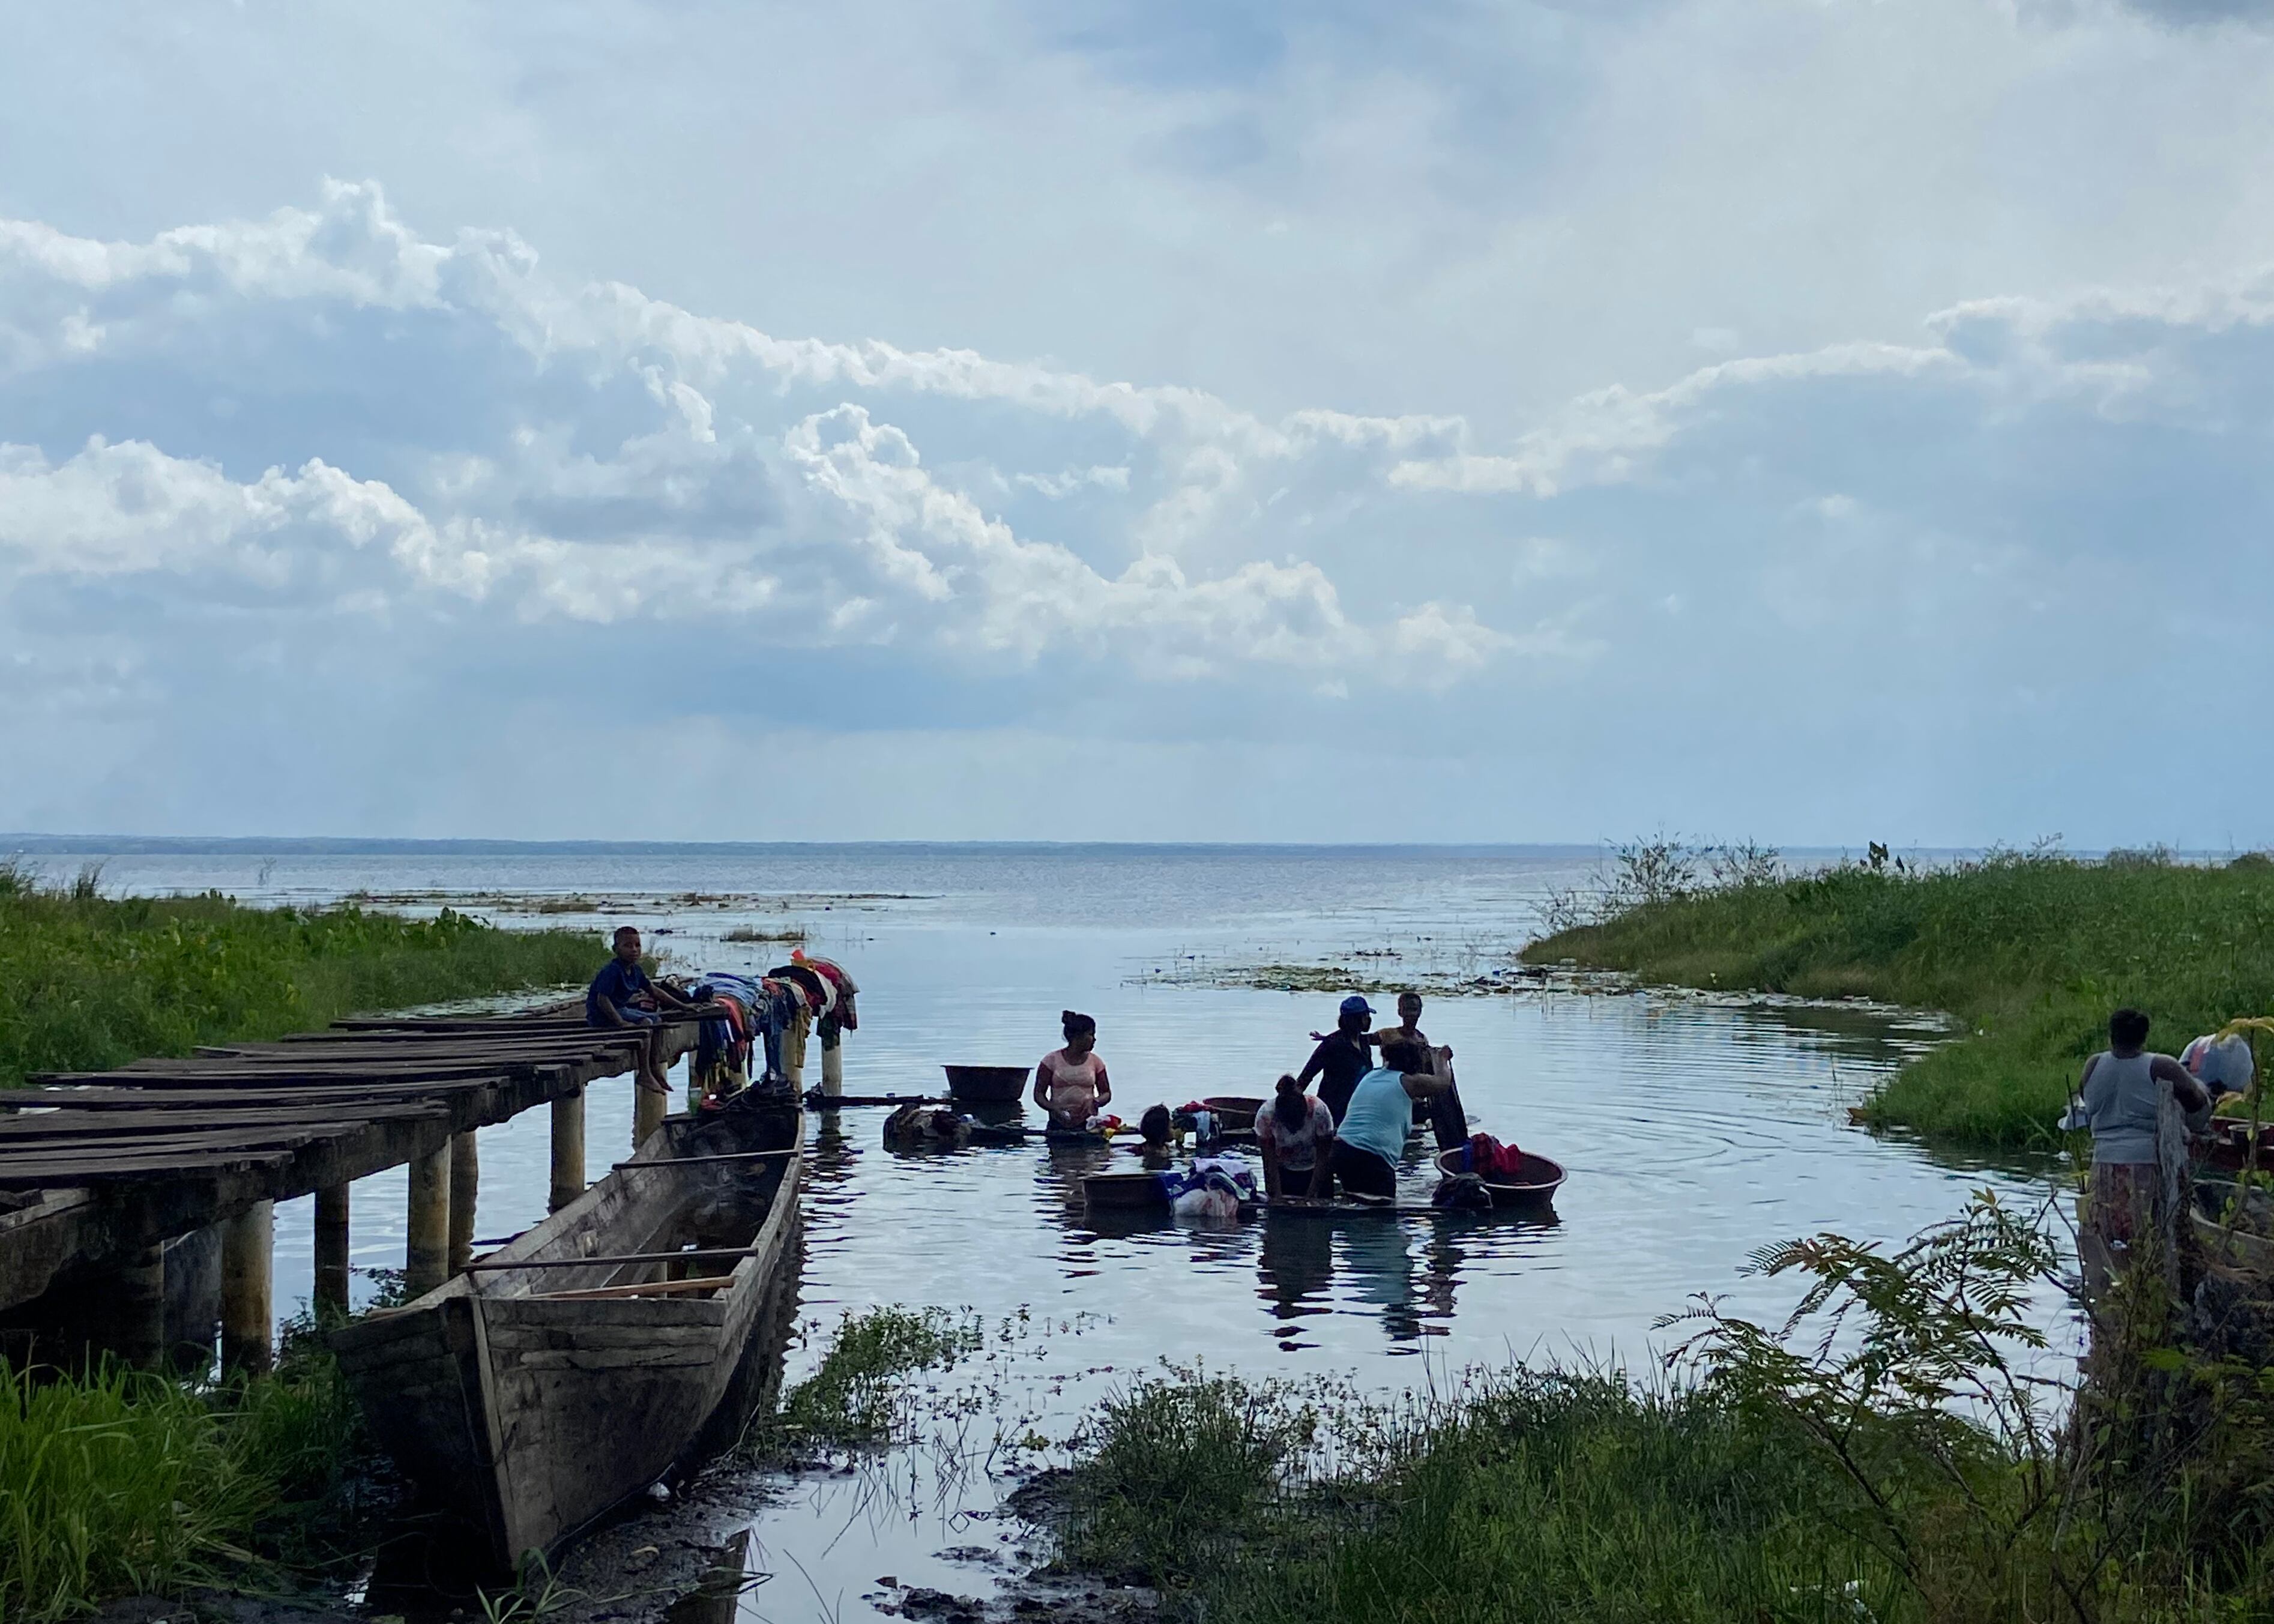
left=1034, top=1010, right=1112, bottom=1132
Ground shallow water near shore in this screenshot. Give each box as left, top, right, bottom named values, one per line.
left=35, top=844, right=2072, bottom=1621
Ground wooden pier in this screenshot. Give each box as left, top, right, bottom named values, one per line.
left=0, top=1006, right=711, bottom=1371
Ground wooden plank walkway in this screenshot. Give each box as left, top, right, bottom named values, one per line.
left=0, top=1006, right=713, bottom=1311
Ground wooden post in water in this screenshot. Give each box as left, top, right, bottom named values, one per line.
left=550, top=1087, right=587, bottom=1212
left=821, top=1034, right=844, bottom=1096
left=220, top=1201, right=274, bottom=1374
left=448, top=1129, right=479, bottom=1275
left=633, top=1081, right=668, bottom=1150
left=113, top=1245, right=167, bottom=1369
left=405, top=1140, right=452, bottom=1297
left=315, top=1183, right=351, bottom=1314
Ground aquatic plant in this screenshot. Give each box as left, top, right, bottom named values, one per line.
left=769, top=1306, right=985, bottom=1449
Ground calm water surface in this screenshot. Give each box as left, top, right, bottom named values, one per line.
left=34, top=845, right=2066, bottom=1621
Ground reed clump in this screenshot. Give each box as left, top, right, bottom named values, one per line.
left=0, top=1336, right=367, bottom=1624
left=1524, top=843, right=2274, bottom=1149
left=0, top=860, right=602, bottom=1088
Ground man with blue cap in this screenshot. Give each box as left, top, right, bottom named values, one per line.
left=1297, top=994, right=1378, bottom=1121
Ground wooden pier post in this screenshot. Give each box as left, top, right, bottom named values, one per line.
left=164, top=1225, right=223, bottom=1374
left=633, top=1081, right=668, bottom=1150
left=448, top=1130, right=479, bottom=1275
left=220, top=1201, right=274, bottom=1374
left=821, top=1036, right=844, bottom=1096
left=405, top=1140, right=451, bottom=1297
left=315, top=1184, right=351, bottom=1314
left=114, top=1245, right=167, bottom=1369
left=550, top=1087, right=587, bottom=1212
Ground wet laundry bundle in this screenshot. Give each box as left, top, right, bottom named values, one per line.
left=1452, top=1133, right=1527, bottom=1182
left=1157, top=1155, right=1256, bottom=1219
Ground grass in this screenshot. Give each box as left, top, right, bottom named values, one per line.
left=1522, top=846, right=2274, bottom=1150
left=0, top=865, right=607, bottom=1619
left=1064, top=1371, right=1904, bottom=1623
left=0, top=1331, right=366, bottom=1624
left=0, top=861, right=604, bottom=1088
left=1053, top=1190, right=2274, bottom=1623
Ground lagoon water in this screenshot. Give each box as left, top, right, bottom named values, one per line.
left=38, top=843, right=2070, bottom=1620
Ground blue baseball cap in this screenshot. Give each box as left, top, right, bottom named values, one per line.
left=1339, top=995, right=1374, bottom=1017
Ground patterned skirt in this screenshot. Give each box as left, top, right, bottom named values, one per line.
left=2090, top=1161, right=2162, bottom=1246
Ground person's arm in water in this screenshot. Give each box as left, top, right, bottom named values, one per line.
left=2150, top=1054, right=2212, bottom=1115
left=1309, top=1105, right=1334, bottom=1197
left=1093, top=1061, right=1112, bottom=1110
left=1032, top=1058, right=1055, bottom=1115
left=1258, top=1131, right=1283, bottom=1201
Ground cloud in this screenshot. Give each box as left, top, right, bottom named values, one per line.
left=0, top=182, right=1507, bottom=683
left=4, top=180, right=2274, bottom=844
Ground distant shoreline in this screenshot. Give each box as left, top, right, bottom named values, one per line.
left=6, top=832, right=1998, bottom=860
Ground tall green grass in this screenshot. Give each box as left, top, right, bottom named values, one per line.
left=1523, top=848, right=2274, bottom=1149
left=0, top=862, right=602, bottom=1088
left=0, top=1343, right=360, bottom=1624
left=1055, top=1189, right=2274, bottom=1622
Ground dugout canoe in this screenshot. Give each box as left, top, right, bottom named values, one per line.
left=329, top=1090, right=803, bottom=1574
left=1433, top=1147, right=1566, bottom=1211
left=2192, top=1177, right=2274, bottom=1274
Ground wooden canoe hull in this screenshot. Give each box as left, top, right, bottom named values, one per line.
left=1433, top=1147, right=1565, bottom=1210
left=331, top=1096, right=802, bottom=1572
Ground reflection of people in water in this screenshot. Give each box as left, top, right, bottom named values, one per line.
left=1337, top=1219, right=1421, bottom=1343
left=1255, top=1213, right=1335, bottom=1345
left=1419, top=1228, right=1464, bottom=1326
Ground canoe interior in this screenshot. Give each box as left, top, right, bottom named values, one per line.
left=331, top=1092, right=802, bottom=1573
left=2194, top=1177, right=2274, bottom=1273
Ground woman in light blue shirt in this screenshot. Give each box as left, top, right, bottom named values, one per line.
left=1330, top=1038, right=1452, bottom=1200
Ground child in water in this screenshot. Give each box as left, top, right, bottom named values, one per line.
left=1034, top=1010, right=1112, bottom=1132
left=1138, top=1103, right=1176, bottom=1168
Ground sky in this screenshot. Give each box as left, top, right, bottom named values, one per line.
left=3, top=0, right=2273, bottom=848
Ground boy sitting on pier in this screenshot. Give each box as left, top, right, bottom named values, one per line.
left=587, top=926, right=692, bottom=1096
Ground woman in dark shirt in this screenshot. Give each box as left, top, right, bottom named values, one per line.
left=1297, top=995, right=1375, bottom=1120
